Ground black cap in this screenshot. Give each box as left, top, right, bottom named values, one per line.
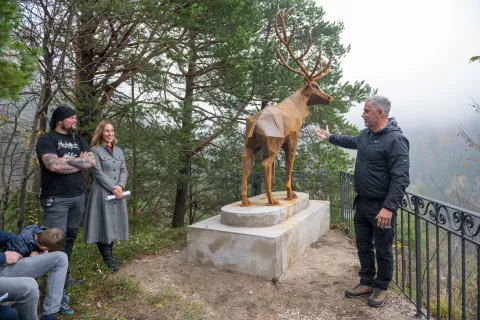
left=49, top=106, right=76, bottom=129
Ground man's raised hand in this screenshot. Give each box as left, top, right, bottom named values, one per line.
left=315, top=125, right=330, bottom=140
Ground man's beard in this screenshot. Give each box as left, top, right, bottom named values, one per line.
left=61, top=123, right=78, bottom=134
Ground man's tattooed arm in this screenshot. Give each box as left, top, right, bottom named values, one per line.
left=66, top=152, right=96, bottom=169
left=41, top=154, right=81, bottom=174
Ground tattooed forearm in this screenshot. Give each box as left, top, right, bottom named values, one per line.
left=42, top=154, right=81, bottom=174
left=66, top=153, right=96, bottom=169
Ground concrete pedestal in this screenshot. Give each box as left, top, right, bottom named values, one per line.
left=187, top=195, right=330, bottom=278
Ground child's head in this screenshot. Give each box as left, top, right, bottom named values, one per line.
left=35, top=227, right=65, bottom=251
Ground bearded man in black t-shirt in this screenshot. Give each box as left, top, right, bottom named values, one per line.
left=36, top=106, right=96, bottom=297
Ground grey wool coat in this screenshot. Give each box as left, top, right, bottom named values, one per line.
left=83, top=145, right=129, bottom=244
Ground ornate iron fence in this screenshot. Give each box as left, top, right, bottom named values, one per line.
left=340, top=171, right=480, bottom=320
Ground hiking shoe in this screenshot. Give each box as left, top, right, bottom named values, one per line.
left=345, top=283, right=374, bottom=298
left=59, top=299, right=74, bottom=315
left=66, top=273, right=83, bottom=287
left=368, top=288, right=388, bottom=307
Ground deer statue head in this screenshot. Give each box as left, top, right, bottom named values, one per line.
left=274, top=9, right=333, bottom=106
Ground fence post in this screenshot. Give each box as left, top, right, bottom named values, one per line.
left=340, top=171, right=345, bottom=222
left=414, top=196, right=423, bottom=318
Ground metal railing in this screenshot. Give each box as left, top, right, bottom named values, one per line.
left=340, top=171, right=480, bottom=320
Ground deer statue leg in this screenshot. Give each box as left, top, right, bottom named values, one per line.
left=241, top=146, right=255, bottom=206
left=284, top=135, right=299, bottom=200
left=271, top=160, right=276, bottom=189
left=261, top=138, right=282, bottom=206
left=262, top=155, right=280, bottom=205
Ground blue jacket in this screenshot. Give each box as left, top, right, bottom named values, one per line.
left=4, top=225, right=44, bottom=258
left=0, top=230, right=16, bottom=266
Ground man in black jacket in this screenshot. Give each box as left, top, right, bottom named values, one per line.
left=316, top=95, right=410, bottom=307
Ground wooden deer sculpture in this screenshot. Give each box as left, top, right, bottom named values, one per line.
left=241, top=9, right=334, bottom=206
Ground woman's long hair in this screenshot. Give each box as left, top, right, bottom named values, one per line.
left=91, top=120, right=117, bottom=146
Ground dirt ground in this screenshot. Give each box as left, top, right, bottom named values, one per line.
left=110, top=229, right=418, bottom=320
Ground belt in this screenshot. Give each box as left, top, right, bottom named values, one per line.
left=356, top=195, right=385, bottom=202
left=353, top=195, right=385, bottom=209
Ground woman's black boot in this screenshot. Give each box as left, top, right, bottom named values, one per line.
left=108, top=242, right=124, bottom=265
left=96, top=242, right=119, bottom=272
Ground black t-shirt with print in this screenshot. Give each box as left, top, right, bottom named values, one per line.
left=36, top=130, right=90, bottom=198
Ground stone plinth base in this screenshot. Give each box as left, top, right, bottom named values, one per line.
left=187, top=200, right=330, bottom=278
left=220, top=192, right=309, bottom=227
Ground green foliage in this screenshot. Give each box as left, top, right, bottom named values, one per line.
left=0, top=0, right=38, bottom=99
left=470, top=56, right=480, bottom=63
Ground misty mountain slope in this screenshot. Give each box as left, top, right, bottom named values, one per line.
left=407, top=120, right=479, bottom=208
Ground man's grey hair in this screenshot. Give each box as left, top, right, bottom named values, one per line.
left=365, top=95, right=391, bottom=117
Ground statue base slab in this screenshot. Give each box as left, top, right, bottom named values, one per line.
left=187, top=199, right=330, bottom=278
left=220, top=191, right=309, bottom=227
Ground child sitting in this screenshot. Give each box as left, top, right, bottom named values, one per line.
left=5, top=225, right=64, bottom=257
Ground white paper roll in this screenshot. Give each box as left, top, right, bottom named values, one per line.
left=105, top=190, right=131, bottom=201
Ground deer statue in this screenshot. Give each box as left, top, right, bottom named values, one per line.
left=241, top=9, right=334, bottom=206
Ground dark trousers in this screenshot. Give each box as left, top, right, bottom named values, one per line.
left=354, top=196, right=396, bottom=290
left=0, top=305, right=18, bottom=320
left=41, top=194, right=85, bottom=289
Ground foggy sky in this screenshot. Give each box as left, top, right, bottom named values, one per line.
left=316, top=0, right=480, bottom=131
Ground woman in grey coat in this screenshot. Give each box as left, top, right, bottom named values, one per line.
left=83, top=120, right=128, bottom=272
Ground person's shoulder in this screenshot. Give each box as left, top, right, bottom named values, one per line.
left=36, top=131, right=56, bottom=153
left=90, top=146, right=102, bottom=154
left=37, top=130, right=54, bottom=142
left=23, top=224, right=40, bottom=232
left=357, top=128, right=369, bottom=138
left=388, top=130, right=408, bottom=140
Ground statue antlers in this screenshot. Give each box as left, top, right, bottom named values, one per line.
left=241, top=9, right=333, bottom=206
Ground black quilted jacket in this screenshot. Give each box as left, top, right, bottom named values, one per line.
left=329, top=118, right=410, bottom=212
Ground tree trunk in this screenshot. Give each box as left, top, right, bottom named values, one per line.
left=173, top=155, right=191, bottom=227
left=31, top=109, right=47, bottom=224
left=74, top=9, right=100, bottom=141
left=131, top=78, right=138, bottom=215
left=0, top=185, right=9, bottom=230
left=172, top=29, right=196, bottom=228
left=17, top=112, right=40, bottom=232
